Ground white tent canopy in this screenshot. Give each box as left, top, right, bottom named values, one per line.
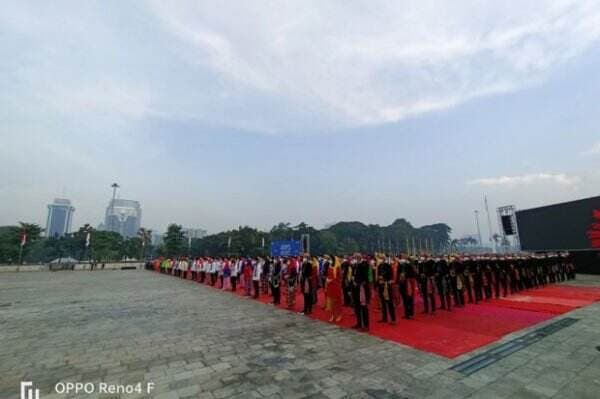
left=49, top=257, right=79, bottom=264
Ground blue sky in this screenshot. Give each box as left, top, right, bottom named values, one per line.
left=1, top=0, right=600, bottom=237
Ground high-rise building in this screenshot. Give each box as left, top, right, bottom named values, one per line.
left=46, top=198, right=75, bottom=237
left=104, top=199, right=142, bottom=238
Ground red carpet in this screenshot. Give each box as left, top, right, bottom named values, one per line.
left=162, top=269, right=600, bottom=358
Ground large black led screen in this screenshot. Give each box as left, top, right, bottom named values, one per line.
left=516, top=196, right=600, bottom=251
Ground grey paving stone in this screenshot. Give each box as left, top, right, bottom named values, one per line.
left=1, top=271, right=600, bottom=399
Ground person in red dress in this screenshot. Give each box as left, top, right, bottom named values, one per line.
left=325, top=266, right=343, bottom=322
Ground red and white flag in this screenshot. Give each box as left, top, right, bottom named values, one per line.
left=20, top=232, right=27, bottom=247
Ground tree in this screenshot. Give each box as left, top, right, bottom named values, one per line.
left=88, top=230, right=123, bottom=262
left=0, top=223, right=43, bottom=264
left=163, top=224, right=186, bottom=257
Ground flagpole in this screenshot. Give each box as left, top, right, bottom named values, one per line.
left=18, top=230, right=26, bottom=264
left=18, top=243, right=24, bottom=265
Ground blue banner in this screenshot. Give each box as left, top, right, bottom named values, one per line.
left=270, top=240, right=302, bottom=257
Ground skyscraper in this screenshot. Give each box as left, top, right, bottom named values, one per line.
left=46, top=198, right=75, bottom=237
left=104, top=199, right=142, bottom=238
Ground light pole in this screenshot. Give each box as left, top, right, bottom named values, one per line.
left=474, top=210, right=483, bottom=249
left=138, top=228, right=147, bottom=261
left=484, top=195, right=495, bottom=253
left=109, top=183, right=119, bottom=232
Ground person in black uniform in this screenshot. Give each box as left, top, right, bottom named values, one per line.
left=499, top=258, right=509, bottom=297
left=352, top=256, right=371, bottom=331
left=473, top=260, right=483, bottom=303
left=454, top=259, right=466, bottom=307
left=300, top=257, right=313, bottom=314
left=271, top=259, right=282, bottom=305
left=463, top=258, right=475, bottom=304
left=377, top=258, right=396, bottom=324
left=397, top=260, right=415, bottom=319
left=491, top=259, right=501, bottom=299
left=483, top=262, right=493, bottom=300
left=419, top=259, right=435, bottom=314
left=341, top=258, right=353, bottom=306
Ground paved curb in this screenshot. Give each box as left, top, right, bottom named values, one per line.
left=0, top=263, right=143, bottom=272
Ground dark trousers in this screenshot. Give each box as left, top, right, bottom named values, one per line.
left=253, top=281, right=260, bottom=298
left=399, top=286, right=414, bottom=318
left=437, top=281, right=448, bottom=309
left=272, top=285, right=280, bottom=304
left=420, top=281, right=435, bottom=313
left=465, top=279, right=474, bottom=303
left=355, top=305, right=369, bottom=328
left=352, top=287, right=369, bottom=329
left=510, top=278, right=518, bottom=294
left=474, top=282, right=483, bottom=302
left=343, top=284, right=352, bottom=306
left=231, top=276, right=237, bottom=291
left=379, top=296, right=396, bottom=322
left=484, top=284, right=492, bottom=300
left=454, top=289, right=464, bottom=307
left=303, top=292, right=312, bottom=313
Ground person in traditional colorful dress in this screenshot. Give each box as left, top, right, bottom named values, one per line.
left=325, top=266, right=342, bottom=322
left=286, top=257, right=298, bottom=309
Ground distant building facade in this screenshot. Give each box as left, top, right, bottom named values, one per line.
left=104, top=199, right=142, bottom=238
left=151, top=232, right=164, bottom=247
left=183, top=228, right=207, bottom=240
left=46, top=198, right=75, bottom=237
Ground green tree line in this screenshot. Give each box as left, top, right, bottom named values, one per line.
left=1, top=218, right=451, bottom=263
left=157, top=219, right=451, bottom=258
left=0, top=223, right=152, bottom=264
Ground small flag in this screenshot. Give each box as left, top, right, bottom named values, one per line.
left=85, top=231, right=91, bottom=247
left=20, top=232, right=27, bottom=247
left=227, top=236, right=232, bottom=248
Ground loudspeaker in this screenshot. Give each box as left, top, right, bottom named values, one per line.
left=501, top=215, right=515, bottom=236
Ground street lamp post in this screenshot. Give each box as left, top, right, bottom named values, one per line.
left=474, top=210, right=483, bottom=250
left=109, top=183, right=119, bottom=232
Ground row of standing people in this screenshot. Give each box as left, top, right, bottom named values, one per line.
left=151, top=253, right=575, bottom=332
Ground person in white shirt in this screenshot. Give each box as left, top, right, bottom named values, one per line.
left=218, top=258, right=224, bottom=288
left=201, top=258, right=208, bottom=283
left=252, top=258, right=263, bottom=299
left=190, top=258, right=197, bottom=280
left=210, top=259, right=219, bottom=286
left=230, top=258, right=240, bottom=292
left=173, top=258, right=179, bottom=277
left=179, top=258, right=189, bottom=279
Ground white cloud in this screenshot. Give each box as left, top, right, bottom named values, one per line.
left=582, top=141, right=600, bottom=156
left=467, top=173, right=582, bottom=187
left=149, top=0, right=600, bottom=129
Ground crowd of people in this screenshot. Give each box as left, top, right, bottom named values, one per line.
left=148, top=253, right=576, bottom=332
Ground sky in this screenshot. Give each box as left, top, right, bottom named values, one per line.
left=1, top=0, right=600, bottom=238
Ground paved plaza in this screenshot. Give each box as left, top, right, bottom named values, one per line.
left=1, top=270, right=600, bottom=399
